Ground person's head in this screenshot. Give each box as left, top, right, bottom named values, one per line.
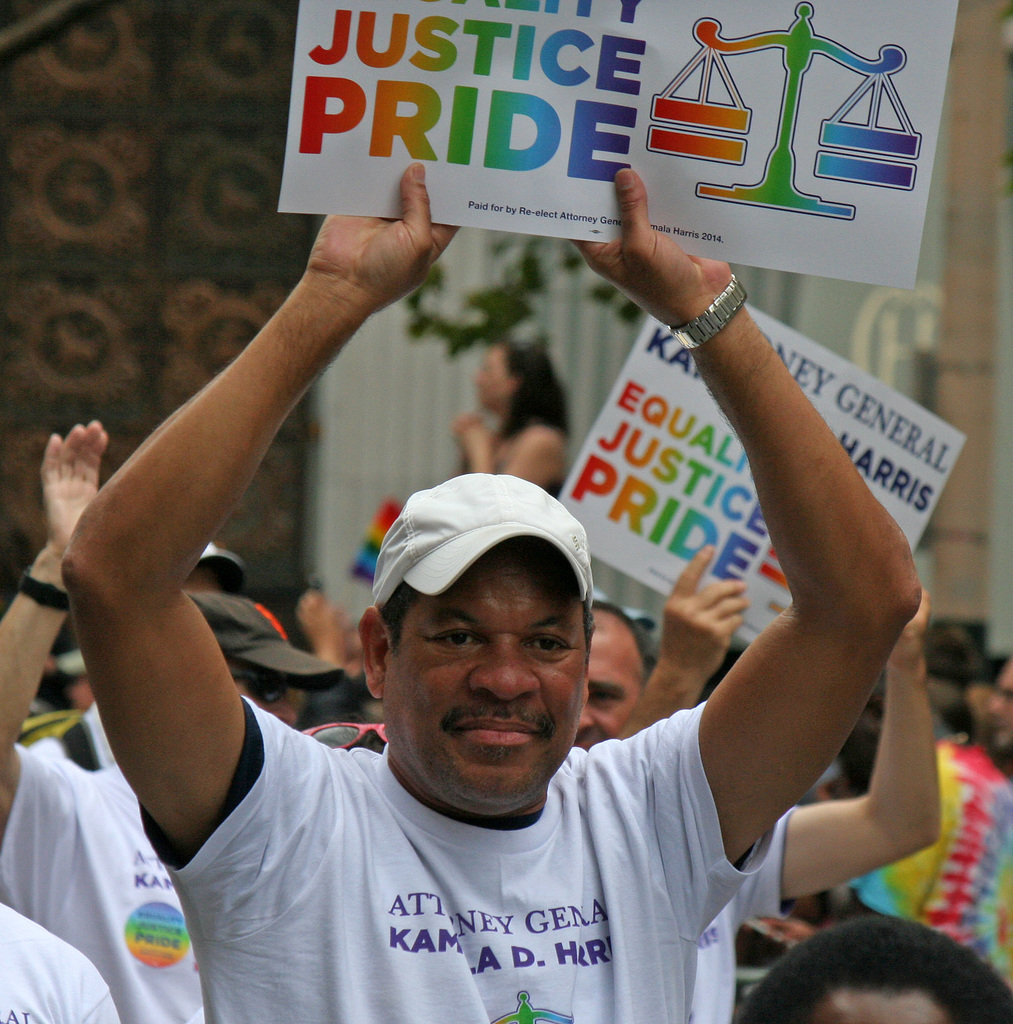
left=736, top=916, right=1013, bottom=1024
left=360, top=474, right=592, bottom=820
left=54, top=648, right=93, bottom=712
left=575, top=601, right=653, bottom=750
left=925, top=621, right=986, bottom=688
left=185, top=542, right=246, bottom=594
left=189, top=592, right=342, bottom=728
left=984, top=656, right=1013, bottom=774
left=924, top=621, right=984, bottom=739
left=827, top=697, right=882, bottom=798
left=475, top=341, right=568, bottom=438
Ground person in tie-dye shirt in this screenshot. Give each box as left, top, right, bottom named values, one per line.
left=852, top=695, right=1013, bottom=979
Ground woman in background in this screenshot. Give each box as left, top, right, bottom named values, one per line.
left=452, top=340, right=569, bottom=495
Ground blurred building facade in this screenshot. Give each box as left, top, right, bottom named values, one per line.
left=0, top=0, right=315, bottom=626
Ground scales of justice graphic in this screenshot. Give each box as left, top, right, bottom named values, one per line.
left=649, top=3, right=921, bottom=219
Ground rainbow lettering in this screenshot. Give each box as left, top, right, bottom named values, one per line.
left=295, top=3, right=649, bottom=183
left=568, top=356, right=770, bottom=585
left=124, top=902, right=190, bottom=968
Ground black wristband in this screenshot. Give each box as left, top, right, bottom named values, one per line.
left=19, top=570, right=70, bottom=611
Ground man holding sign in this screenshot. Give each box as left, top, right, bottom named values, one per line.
left=63, top=165, right=919, bottom=1023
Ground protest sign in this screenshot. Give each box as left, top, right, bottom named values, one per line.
left=280, top=0, right=958, bottom=287
left=561, top=309, right=965, bottom=640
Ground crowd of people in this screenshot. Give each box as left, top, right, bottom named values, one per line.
left=2, top=164, right=1011, bottom=1024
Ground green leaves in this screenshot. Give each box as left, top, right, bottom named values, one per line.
left=405, top=235, right=640, bottom=356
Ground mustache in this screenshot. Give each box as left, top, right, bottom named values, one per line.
left=440, top=705, right=556, bottom=741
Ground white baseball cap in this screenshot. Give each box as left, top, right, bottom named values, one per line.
left=372, top=474, right=592, bottom=608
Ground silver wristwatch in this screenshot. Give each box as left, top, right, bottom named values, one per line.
left=669, top=275, right=747, bottom=350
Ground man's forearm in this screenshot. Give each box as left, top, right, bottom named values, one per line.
left=577, top=169, right=917, bottom=638
left=0, top=547, right=68, bottom=772
left=66, top=168, right=454, bottom=605
left=863, top=646, right=939, bottom=852
left=689, top=313, right=917, bottom=635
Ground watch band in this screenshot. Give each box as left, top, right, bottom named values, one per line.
left=669, top=275, right=747, bottom=350
left=19, top=569, right=70, bottom=611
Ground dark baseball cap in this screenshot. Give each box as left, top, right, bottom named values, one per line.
left=189, top=591, right=342, bottom=691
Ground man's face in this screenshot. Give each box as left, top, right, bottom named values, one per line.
left=364, top=545, right=588, bottom=819
left=984, top=658, right=1013, bottom=770
left=575, top=609, right=644, bottom=751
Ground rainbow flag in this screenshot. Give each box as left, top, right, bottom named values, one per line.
left=351, top=498, right=402, bottom=585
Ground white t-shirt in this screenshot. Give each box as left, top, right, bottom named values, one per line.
left=0, top=902, right=121, bottom=1024
left=168, top=702, right=769, bottom=1024
left=0, top=749, right=202, bottom=1024
left=689, top=814, right=791, bottom=1024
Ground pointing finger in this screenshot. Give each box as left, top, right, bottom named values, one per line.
left=672, top=545, right=715, bottom=597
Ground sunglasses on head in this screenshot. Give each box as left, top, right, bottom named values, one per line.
left=230, top=667, right=288, bottom=705
left=304, top=722, right=388, bottom=752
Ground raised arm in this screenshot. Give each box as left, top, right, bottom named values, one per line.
left=618, top=546, right=747, bottom=738
left=780, top=589, right=939, bottom=898
left=0, top=422, right=107, bottom=844
left=296, top=588, right=348, bottom=668
left=63, top=165, right=456, bottom=859
left=452, top=413, right=497, bottom=474
left=577, top=169, right=920, bottom=862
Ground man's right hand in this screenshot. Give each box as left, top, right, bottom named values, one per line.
left=303, top=163, right=458, bottom=325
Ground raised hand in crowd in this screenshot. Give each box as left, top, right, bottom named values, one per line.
left=297, top=586, right=363, bottom=677
left=619, top=546, right=748, bottom=739
left=0, top=421, right=107, bottom=836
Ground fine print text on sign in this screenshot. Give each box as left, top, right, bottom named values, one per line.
left=561, top=309, right=965, bottom=640
left=280, top=0, right=959, bottom=287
